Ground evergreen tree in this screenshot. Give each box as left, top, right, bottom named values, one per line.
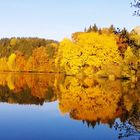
left=92, top=24, right=98, bottom=32
left=109, top=25, right=116, bottom=33
left=87, top=25, right=92, bottom=32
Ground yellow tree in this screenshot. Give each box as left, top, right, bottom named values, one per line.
left=25, top=46, right=56, bottom=72
left=10, top=38, right=17, bottom=46
left=57, top=32, right=122, bottom=76
left=122, top=46, right=138, bottom=78
left=7, top=53, right=16, bottom=71
left=15, top=51, right=27, bottom=71
left=0, top=57, right=8, bottom=71
left=24, top=47, right=49, bottom=72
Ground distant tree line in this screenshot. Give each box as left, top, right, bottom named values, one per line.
left=0, top=37, right=58, bottom=57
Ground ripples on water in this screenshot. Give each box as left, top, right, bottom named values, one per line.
left=0, top=72, right=139, bottom=140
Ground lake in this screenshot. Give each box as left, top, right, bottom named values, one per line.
left=0, top=72, right=139, bottom=140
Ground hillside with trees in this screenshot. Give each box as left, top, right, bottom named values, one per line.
left=0, top=25, right=139, bottom=79
left=0, top=38, right=59, bottom=72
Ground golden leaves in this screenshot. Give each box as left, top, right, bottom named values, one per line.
left=57, top=32, right=122, bottom=76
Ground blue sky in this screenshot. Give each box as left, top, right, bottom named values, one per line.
left=0, top=0, right=139, bottom=40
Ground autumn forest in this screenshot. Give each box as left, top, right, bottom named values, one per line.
left=0, top=23, right=139, bottom=139
left=0, top=24, right=139, bottom=81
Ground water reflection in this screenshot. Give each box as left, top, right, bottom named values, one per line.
left=0, top=73, right=57, bottom=105
left=0, top=72, right=139, bottom=139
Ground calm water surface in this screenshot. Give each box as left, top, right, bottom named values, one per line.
left=0, top=73, right=139, bottom=140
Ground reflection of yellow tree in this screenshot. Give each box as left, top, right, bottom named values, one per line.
left=25, top=74, right=56, bottom=100
left=0, top=72, right=139, bottom=126
left=6, top=74, right=15, bottom=90
left=0, top=73, right=58, bottom=103
left=58, top=77, right=123, bottom=123
left=122, top=80, right=140, bottom=112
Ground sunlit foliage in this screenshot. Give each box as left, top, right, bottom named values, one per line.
left=57, top=32, right=122, bottom=77
left=0, top=25, right=139, bottom=79
left=55, top=75, right=139, bottom=130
